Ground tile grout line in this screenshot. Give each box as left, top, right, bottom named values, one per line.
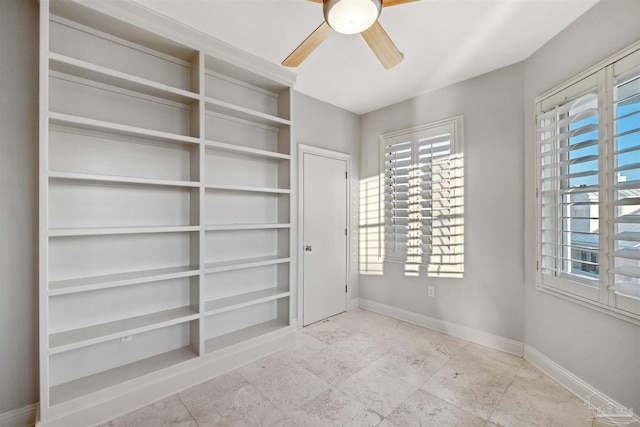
left=175, top=392, right=202, bottom=427
left=481, top=358, right=525, bottom=426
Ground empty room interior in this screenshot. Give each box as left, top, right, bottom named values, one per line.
left=2, top=0, right=640, bottom=426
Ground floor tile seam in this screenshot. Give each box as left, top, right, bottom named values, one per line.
left=360, top=349, right=390, bottom=365
left=371, top=354, right=438, bottom=389
left=333, top=380, right=387, bottom=419
left=189, top=381, right=303, bottom=427
left=498, top=367, right=603, bottom=421
left=247, top=373, right=302, bottom=422
left=279, top=411, right=304, bottom=427
left=290, top=336, right=329, bottom=353
left=419, top=388, right=491, bottom=424
left=447, top=347, right=523, bottom=376
left=481, top=365, right=522, bottom=426
left=414, top=386, right=477, bottom=421
left=175, top=392, right=209, bottom=427
left=369, top=363, right=421, bottom=391
left=321, top=356, right=375, bottom=390
left=413, top=350, right=457, bottom=390
left=276, top=385, right=339, bottom=423
left=432, top=338, right=469, bottom=361
left=238, top=356, right=304, bottom=384
left=381, top=380, right=423, bottom=422
left=322, top=335, right=382, bottom=364
left=468, top=348, right=525, bottom=371
left=257, top=364, right=333, bottom=416
left=297, top=331, right=333, bottom=352
left=345, top=331, right=397, bottom=361
left=342, top=364, right=421, bottom=418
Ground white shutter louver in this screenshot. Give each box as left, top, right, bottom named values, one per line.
left=611, top=64, right=640, bottom=312
left=384, top=136, right=413, bottom=260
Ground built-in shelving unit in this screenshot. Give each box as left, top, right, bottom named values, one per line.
left=38, top=1, right=295, bottom=425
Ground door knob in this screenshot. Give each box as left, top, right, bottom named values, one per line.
left=305, top=245, right=312, bottom=251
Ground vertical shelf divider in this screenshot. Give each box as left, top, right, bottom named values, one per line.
left=193, top=50, right=206, bottom=356
left=38, top=0, right=52, bottom=421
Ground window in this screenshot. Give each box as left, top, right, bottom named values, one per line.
left=381, top=116, right=464, bottom=277
left=536, top=44, right=640, bottom=321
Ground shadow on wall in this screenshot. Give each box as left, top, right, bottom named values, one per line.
left=359, top=153, right=465, bottom=278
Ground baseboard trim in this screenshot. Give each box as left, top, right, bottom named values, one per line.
left=347, top=298, right=360, bottom=311
left=358, top=298, right=524, bottom=356
left=0, top=404, right=37, bottom=427
left=523, top=345, right=639, bottom=424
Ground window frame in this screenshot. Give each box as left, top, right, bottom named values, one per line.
left=379, top=115, right=464, bottom=277
left=535, top=40, right=640, bottom=324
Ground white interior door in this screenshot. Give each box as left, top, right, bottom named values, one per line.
left=302, top=152, right=348, bottom=326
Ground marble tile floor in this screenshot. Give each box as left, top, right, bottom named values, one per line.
left=100, top=309, right=619, bottom=427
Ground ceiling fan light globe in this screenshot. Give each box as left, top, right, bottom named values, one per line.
left=324, top=0, right=382, bottom=35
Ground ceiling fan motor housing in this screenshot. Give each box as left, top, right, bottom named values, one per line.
left=323, top=0, right=383, bottom=34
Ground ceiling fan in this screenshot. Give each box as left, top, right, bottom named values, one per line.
left=282, top=0, right=417, bottom=70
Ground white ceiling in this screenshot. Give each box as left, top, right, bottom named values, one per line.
left=133, top=0, right=599, bottom=115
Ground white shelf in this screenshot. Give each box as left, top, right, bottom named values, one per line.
left=49, top=52, right=199, bottom=104
left=49, top=225, right=199, bottom=237
left=204, top=97, right=290, bottom=128
left=48, top=265, right=200, bottom=296
left=49, top=171, right=200, bottom=188
left=49, top=306, right=199, bottom=354
left=204, top=140, right=290, bottom=161
left=49, top=112, right=201, bottom=146
left=205, top=223, right=289, bottom=231
left=204, top=288, right=290, bottom=315
left=204, top=255, right=290, bottom=273
left=205, top=183, right=290, bottom=194
left=49, top=346, right=197, bottom=406
left=204, top=319, right=289, bottom=354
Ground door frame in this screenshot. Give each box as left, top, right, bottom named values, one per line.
left=297, top=144, right=352, bottom=327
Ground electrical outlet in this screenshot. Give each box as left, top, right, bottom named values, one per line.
left=428, top=286, right=435, bottom=297
left=121, top=335, right=132, bottom=343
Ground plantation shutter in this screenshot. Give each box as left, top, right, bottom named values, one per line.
left=381, top=117, right=464, bottom=276
left=611, top=52, right=640, bottom=315
left=415, top=126, right=464, bottom=277
left=537, top=74, right=600, bottom=300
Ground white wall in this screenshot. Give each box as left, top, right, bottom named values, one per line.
left=0, top=0, right=39, bottom=415
left=293, top=91, right=361, bottom=319
left=523, top=0, right=640, bottom=412
left=359, top=63, right=526, bottom=342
